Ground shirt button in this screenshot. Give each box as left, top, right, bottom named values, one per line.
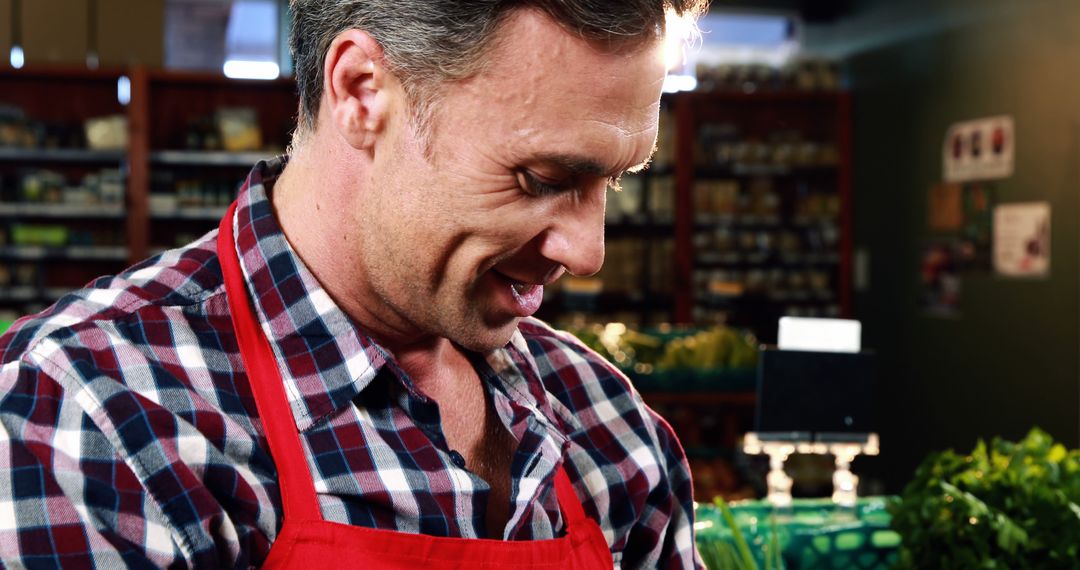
left=449, top=450, right=467, bottom=469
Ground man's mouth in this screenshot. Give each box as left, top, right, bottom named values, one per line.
left=500, top=275, right=544, bottom=316
left=512, top=282, right=538, bottom=297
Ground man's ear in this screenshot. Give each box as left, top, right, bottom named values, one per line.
left=322, top=29, right=394, bottom=150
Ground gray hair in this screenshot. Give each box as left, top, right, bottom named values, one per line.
left=288, top=0, right=708, bottom=144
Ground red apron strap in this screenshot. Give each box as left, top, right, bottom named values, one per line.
left=218, top=202, right=323, bottom=522
left=553, top=467, right=588, bottom=527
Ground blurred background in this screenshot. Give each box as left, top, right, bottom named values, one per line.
left=3, top=1, right=1080, bottom=565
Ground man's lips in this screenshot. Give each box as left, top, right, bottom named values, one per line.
left=494, top=271, right=546, bottom=317
left=511, top=282, right=539, bottom=296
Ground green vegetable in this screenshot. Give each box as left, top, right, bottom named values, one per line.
left=889, top=428, right=1080, bottom=569
left=697, top=499, right=785, bottom=570
left=565, top=323, right=759, bottom=375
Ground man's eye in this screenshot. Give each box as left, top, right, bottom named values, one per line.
left=518, top=171, right=571, bottom=197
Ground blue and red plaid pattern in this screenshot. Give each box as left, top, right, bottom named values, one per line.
left=0, top=158, right=701, bottom=568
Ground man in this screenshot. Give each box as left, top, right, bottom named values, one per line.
left=0, top=0, right=706, bottom=567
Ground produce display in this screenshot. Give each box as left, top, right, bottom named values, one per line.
left=696, top=497, right=899, bottom=570
left=567, top=323, right=760, bottom=391
left=889, top=428, right=1080, bottom=569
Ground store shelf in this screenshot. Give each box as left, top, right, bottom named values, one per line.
left=696, top=252, right=841, bottom=267
left=0, top=286, right=71, bottom=303
left=693, top=215, right=783, bottom=228
left=696, top=290, right=837, bottom=305
left=0, top=202, right=125, bottom=219
left=150, top=150, right=278, bottom=167
left=680, top=90, right=846, bottom=104
left=149, top=205, right=229, bottom=220
left=0, top=147, right=126, bottom=163
left=606, top=218, right=675, bottom=236
left=0, top=245, right=128, bottom=261
left=640, top=390, right=756, bottom=407
left=670, top=89, right=853, bottom=332
left=694, top=163, right=839, bottom=178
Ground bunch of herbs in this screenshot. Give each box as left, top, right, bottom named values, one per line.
left=889, top=428, right=1080, bottom=569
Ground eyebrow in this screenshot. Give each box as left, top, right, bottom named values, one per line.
left=534, top=150, right=655, bottom=178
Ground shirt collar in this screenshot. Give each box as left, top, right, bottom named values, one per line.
left=232, top=157, right=390, bottom=431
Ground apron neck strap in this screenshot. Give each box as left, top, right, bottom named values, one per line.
left=218, top=201, right=323, bottom=521
left=553, top=467, right=588, bottom=526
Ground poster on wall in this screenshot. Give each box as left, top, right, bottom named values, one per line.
left=943, top=116, right=1014, bottom=183
left=926, top=182, right=995, bottom=271
left=960, top=183, right=995, bottom=271
left=993, top=202, right=1050, bottom=278
left=921, top=241, right=962, bottom=317
left=928, top=183, right=963, bottom=232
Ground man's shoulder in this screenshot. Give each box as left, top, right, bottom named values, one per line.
left=516, top=317, right=622, bottom=376
left=0, top=231, right=225, bottom=370
left=515, top=317, right=639, bottom=411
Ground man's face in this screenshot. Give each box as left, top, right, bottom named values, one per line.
left=358, top=9, right=667, bottom=351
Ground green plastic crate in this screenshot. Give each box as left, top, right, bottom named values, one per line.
left=696, top=497, right=901, bottom=570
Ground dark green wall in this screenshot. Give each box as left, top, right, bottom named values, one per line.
left=813, top=0, right=1080, bottom=490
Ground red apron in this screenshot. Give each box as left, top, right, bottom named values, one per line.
left=218, top=203, right=614, bottom=568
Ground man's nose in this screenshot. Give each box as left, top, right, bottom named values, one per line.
left=536, top=189, right=606, bottom=277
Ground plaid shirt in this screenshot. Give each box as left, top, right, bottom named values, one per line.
left=0, top=158, right=701, bottom=569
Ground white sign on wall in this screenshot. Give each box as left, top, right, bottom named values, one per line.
left=993, top=202, right=1050, bottom=278
left=943, top=116, right=1014, bottom=183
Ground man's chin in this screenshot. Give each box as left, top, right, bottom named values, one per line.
left=450, top=318, right=521, bottom=353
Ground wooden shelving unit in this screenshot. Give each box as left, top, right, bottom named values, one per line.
left=0, top=67, right=131, bottom=316
left=0, top=65, right=296, bottom=316
left=1, top=66, right=853, bottom=341
left=671, top=90, right=854, bottom=343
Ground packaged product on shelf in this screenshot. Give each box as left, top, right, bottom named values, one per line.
left=13, top=264, right=36, bottom=287
left=19, top=170, right=65, bottom=203
left=84, top=115, right=129, bottom=150
left=216, top=107, right=263, bottom=152
left=0, top=105, right=92, bottom=150
left=695, top=123, right=739, bottom=167
left=808, top=269, right=832, bottom=293
left=596, top=240, right=642, bottom=295
left=736, top=230, right=757, bottom=252
left=185, top=116, right=220, bottom=150
left=606, top=173, right=643, bottom=221
left=96, top=169, right=125, bottom=205
left=14, top=168, right=124, bottom=205
left=777, top=230, right=802, bottom=255
left=649, top=239, right=674, bottom=294
left=0, top=106, right=35, bottom=148
left=11, top=224, right=68, bottom=247
left=745, top=177, right=779, bottom=219
left=694, top=58, right=840, bottom=93
left=647, top=176, right=674, bottom=222
left=692, top=179, right=739, bottom=221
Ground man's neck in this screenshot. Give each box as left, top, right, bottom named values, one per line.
left=272, top=138, right=431, bottom=353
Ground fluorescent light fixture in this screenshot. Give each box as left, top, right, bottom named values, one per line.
left=696, top=12, right=802, bottom=68
left=662, top=74, right=698, bottom=93
left=10, top=46, right=24, bottom=69
left=117, top=76, right=132, bottom=106
left=223, top=60, right=280, bottom=80
left=778, top=317, right=861, bottom=353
